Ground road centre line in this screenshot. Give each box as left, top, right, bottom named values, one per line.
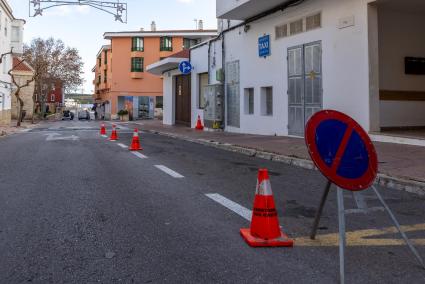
left=205, top=193, right=252, bottom=222
left=132, top=152, right=148, bottom=159
left=154, top=165, right=184, bottom=178
left=117, top=143, right=128, bottom=148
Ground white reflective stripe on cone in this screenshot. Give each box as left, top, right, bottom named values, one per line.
left=256, top=180, right=273, bottom=196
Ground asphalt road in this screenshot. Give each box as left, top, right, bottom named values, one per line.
left=0, top=120, right=424, bottom=283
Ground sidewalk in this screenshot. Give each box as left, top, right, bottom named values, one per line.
left=125, top=119, right=425, bottom=196
left=0, top=120, right=41, bottom=137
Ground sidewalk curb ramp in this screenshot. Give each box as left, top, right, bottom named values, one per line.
left=143, top=129, right=425, bottom=196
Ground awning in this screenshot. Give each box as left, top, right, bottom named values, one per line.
left=146, top=57, right=187, bottom=76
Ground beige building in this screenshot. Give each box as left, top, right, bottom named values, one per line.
left=11, top=56, right=35, bottom=119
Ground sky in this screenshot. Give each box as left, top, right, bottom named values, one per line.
left=8, top=0, right=217, bottom=93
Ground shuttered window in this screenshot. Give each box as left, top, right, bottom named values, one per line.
left=160, top=37, right=173, bottom=51
left=131, top=57, right=144, bottom=72
left=132, top=37, right=144, bottom=51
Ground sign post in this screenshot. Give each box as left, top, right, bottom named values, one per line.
left=305, top=110, right=424, bottom=284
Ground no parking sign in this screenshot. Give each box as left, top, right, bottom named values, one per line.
left=305, top=110, right=378, bottom=191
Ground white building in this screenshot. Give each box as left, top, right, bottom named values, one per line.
left=150, top=0, right=425, bottom=138
left=0, top=0, right=25, bottom=125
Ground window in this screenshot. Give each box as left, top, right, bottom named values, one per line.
left=11, top=26, right=19, bottom=42
left=51, top=94, right=55, bottom=102
left=261, top=87, right=273, bottom=116
left=183, top=38, right=198, bottom=49
left=306, top=13, right=321, bottom=31
left=276, top=13, right=321, bottom=39
left=131, top=57, right=144, bottom=72
left=290, top=19, right=303, bottom=36
left=98, top=57, right=101, bottom=67
left=244, top=88, right=254, bottom=115
left=198, top=73, right=208, bottom=109
left=98, top=75, right=101, bottom=85
left=104, top=50, right=108, bottom=64
left=160, top=37, right=173, bottom=51
left=132, top=37, right=144, bottom=51
left=104, top=70, right=107, bottom=83
left=275, top=24, right=288, bottom=39
left=4, top=18, right=7, bottom=36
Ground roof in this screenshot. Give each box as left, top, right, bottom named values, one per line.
left=104, top=29, right=217, bottom=39
left=12, top=56, right=34, bottom=73
left=168, top=49, right=190, bottom=59
left=96, top=45, right=111, bottom=58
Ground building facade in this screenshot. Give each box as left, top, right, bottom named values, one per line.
left=0, top=0, right=25, bottom=125
left=156, top=0, right=425, bottom=137
left=93, top=25, right=217, bottom=120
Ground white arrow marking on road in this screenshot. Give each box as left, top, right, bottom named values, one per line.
left=132, top=152, right=148, bottom=159
left=45, top=133, right=79, bottom=141
left=155, top=165, right=184, bottom=178
left=117, top=143, right=128, bottom=149
left=101, top=135, right=108, bottom=138
left=205, top=193, right=252, bottom=221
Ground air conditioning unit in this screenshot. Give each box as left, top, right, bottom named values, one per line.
left=204, top=84, right=224, bottom=128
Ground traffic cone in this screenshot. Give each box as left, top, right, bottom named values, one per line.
left=129, top=128, right=143, bottom=151
left=240, top=169, right=294, bottom=247
left=100, top=123, right=106, bottom=135
left=109, top=124, right=118, bottom=141
left=195, top=115, right=204, bottom=130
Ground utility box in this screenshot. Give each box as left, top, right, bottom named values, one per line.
left=204, top=84, right=224, bottom=128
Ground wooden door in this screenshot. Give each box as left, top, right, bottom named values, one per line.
left=175, top=75, right=191, bottom=125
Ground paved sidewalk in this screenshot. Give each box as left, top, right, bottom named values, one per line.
left=0, top=120, right=41, bottom=137
left=123, top=120, right=425, bottom=195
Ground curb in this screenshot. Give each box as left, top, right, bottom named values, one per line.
left=143, top=129, right=425, bottom=196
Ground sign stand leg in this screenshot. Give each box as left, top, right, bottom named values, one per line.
left=372, top=186, right=425, bottom=269
left=337, top=187, right=346, bottom=284
left=310, top=180, right=332, bottom=240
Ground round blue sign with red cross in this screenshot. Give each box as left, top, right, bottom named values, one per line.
left=305, top=110, right=378, bottom=191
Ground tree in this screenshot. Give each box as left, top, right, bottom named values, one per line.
left=22, top=38, right=84, bottom=120
left=9, top=56, right=36, bottom=127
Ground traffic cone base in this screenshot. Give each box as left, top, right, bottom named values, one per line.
left=240, top=229, right=294, bottom=247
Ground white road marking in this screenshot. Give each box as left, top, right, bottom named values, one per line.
left=132, top=152, right=148, bottom=159
left=154, top=165, right=184, bottom=178
left=20, top=129, right=32, bottom=133
left=44, top=133, right=79, bottom=141
left=205, top=193, right=252, bottom=221
left=117, top=143, right=128, bottom=149
left=101, top=135, right=107, bottom=138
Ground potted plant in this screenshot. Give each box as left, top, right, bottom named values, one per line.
left=118, top=109, right=129, bottom=121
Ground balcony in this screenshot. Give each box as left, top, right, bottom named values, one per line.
left=131, top=72, right=144, bottom=79
left=217, top=0, right=291, bottom=20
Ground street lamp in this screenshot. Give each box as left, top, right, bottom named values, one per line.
left=29, top=0, right=128, bottom=23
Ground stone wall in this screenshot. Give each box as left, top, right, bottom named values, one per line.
left=0, top=109, right=11, bottom=126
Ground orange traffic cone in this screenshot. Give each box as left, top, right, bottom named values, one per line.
left=109, top=124, right=118, bottom=141
left=100, top=123, right=106, bottom=135
left=129, top=128, right=143, bottom=151
left=240, top=169, right=294, bottom=247
left=195, top=115, right=204, bottom=130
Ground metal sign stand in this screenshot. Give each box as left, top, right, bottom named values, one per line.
left=310, top=180, right=425, bottom=284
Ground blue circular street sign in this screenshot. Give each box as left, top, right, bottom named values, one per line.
left=305, top=110, right=378, bottom=191
left=179, top=61, right=192, bottom=74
